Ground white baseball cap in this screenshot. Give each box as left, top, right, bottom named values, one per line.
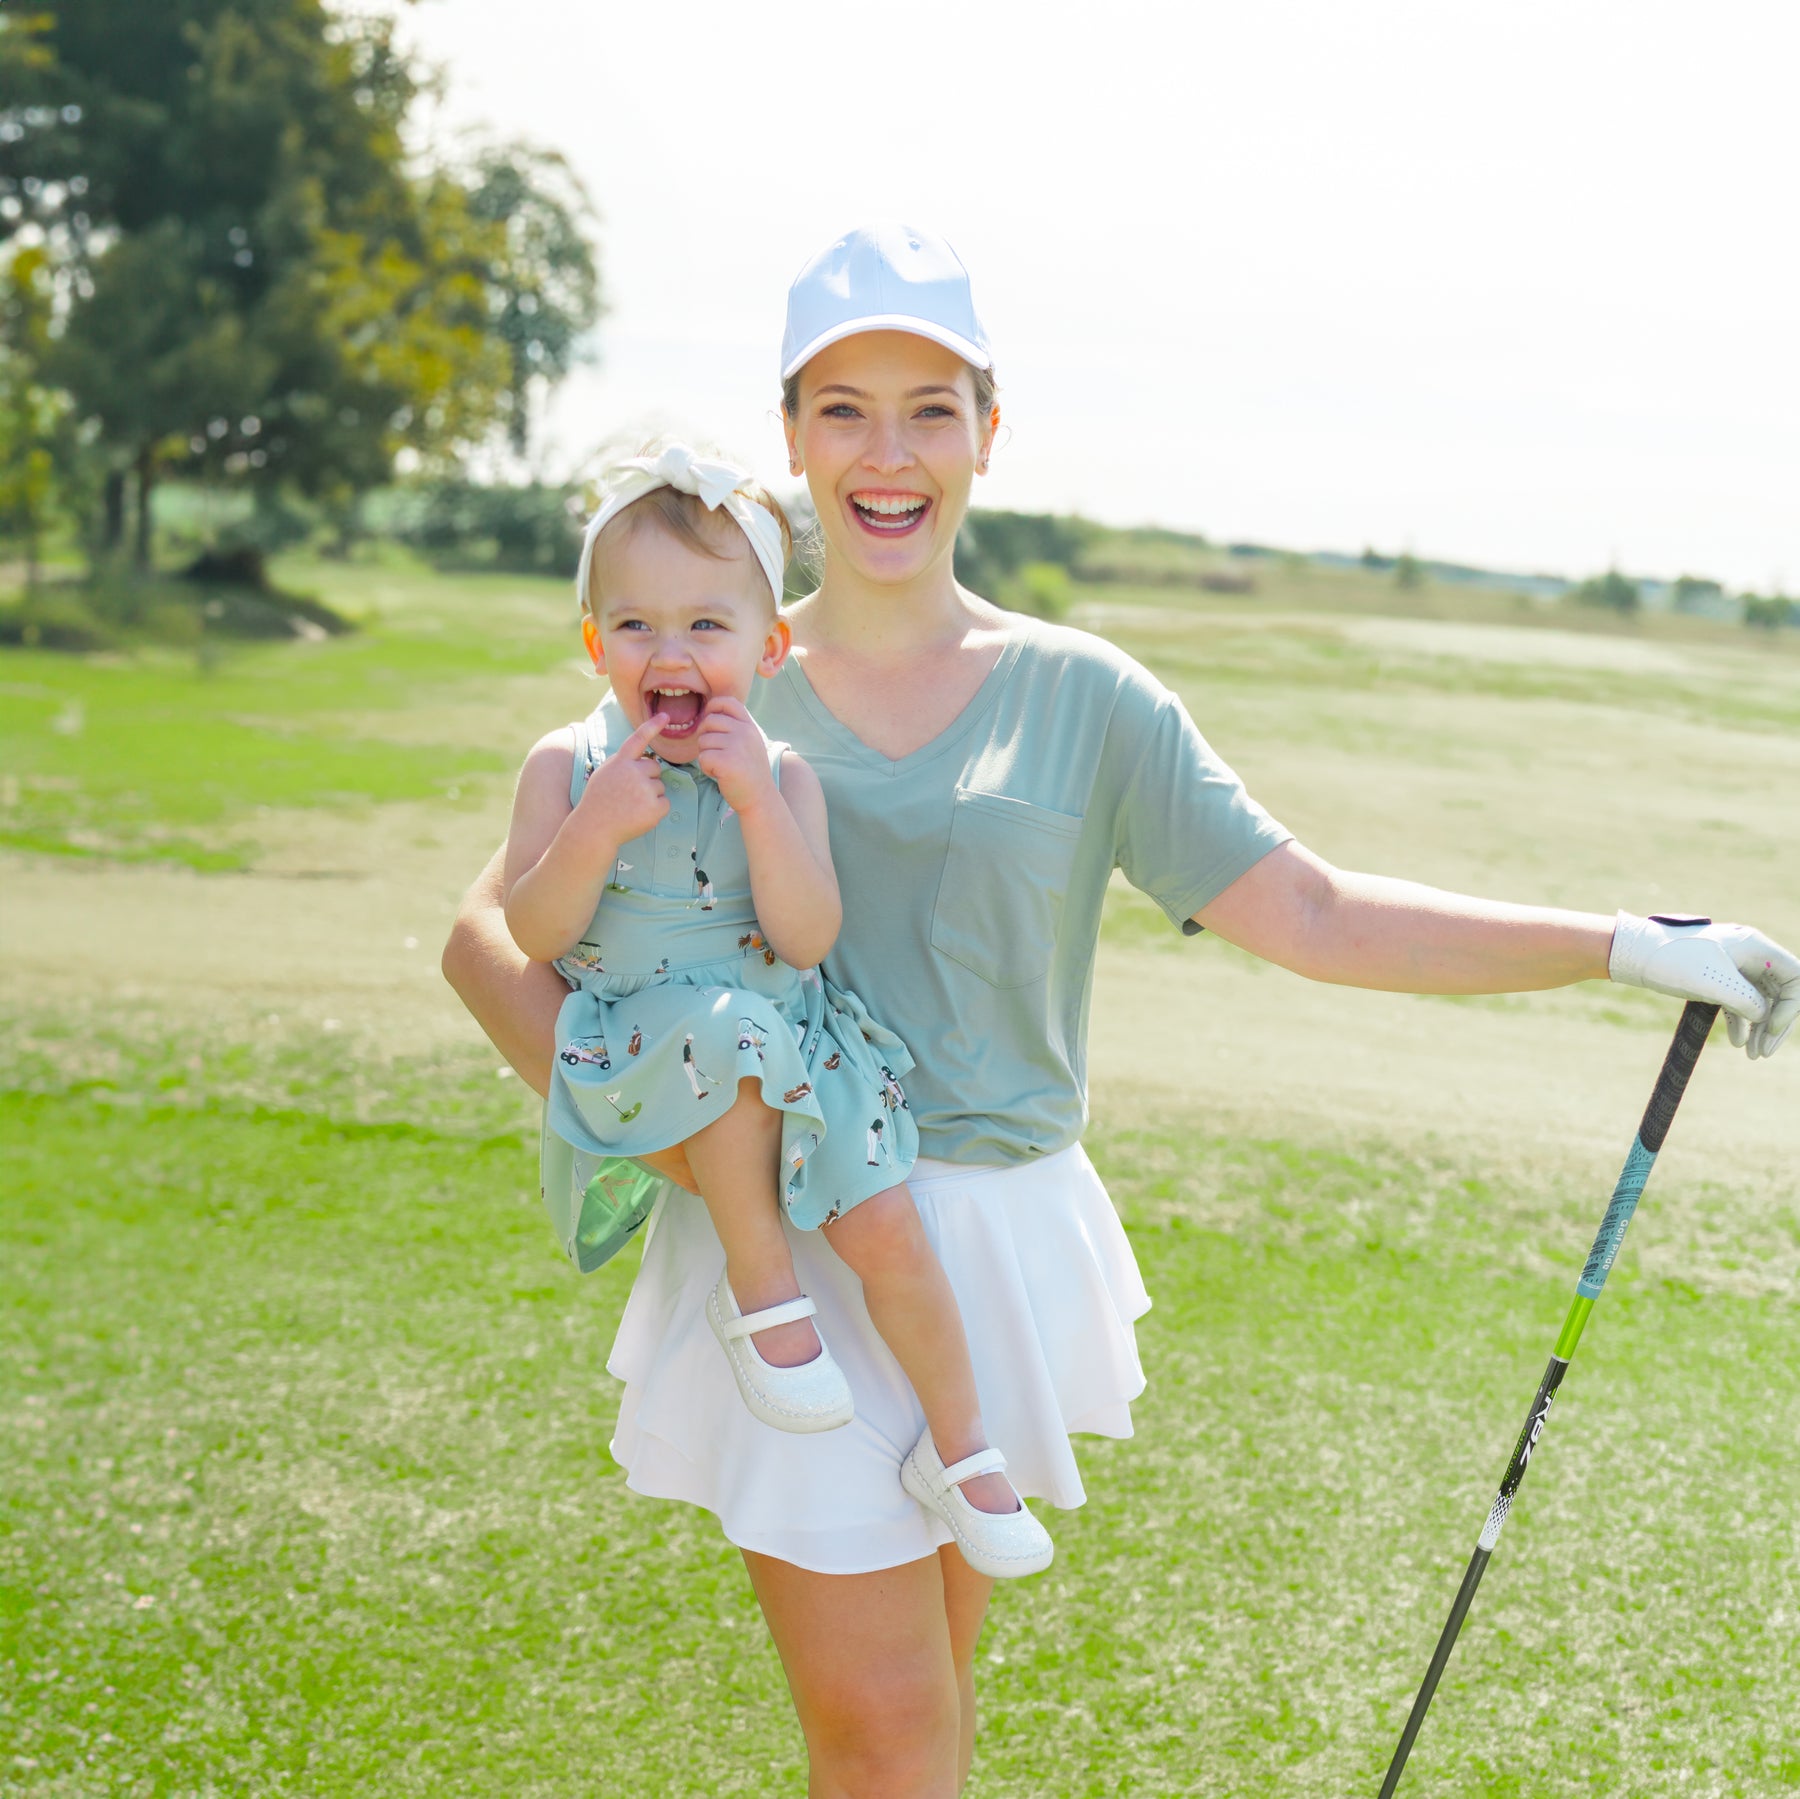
left=780, top=223, right=991, bottom=382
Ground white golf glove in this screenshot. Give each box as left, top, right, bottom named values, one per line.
left=1609, top=912, right=1800, bottom=1060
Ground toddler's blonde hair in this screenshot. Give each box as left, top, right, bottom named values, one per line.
left=581, top=446, right=793, bottom=618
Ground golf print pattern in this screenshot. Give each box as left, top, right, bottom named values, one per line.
left=542, top=700, right=919, bottom=1247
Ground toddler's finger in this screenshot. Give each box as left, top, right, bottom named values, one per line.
left=622, top=712, right=668, bottom=758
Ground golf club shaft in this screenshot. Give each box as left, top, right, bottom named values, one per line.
left=1377, top=1000, right=1718, bottom=1799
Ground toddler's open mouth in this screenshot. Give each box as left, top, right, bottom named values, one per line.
left=645, top=684, right=705, bottom=737
left=849, top=491, right=931, bottom=537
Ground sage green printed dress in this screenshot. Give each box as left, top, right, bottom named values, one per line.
left=542, top=695, right=918, bottom=1267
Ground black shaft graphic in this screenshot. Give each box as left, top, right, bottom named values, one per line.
left=1377, top=1001, right=1717, bottom=1798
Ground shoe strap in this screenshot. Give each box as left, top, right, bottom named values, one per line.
left=939, top=1447, right=1007, bottom=1488
left=723, top=1293, right=818, bottom=1339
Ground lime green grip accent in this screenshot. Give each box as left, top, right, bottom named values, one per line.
left=1553, top=1293, right=1595, bottom=1362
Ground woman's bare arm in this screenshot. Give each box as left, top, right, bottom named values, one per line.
left=443, top=846, right=569, bottom=1098
left=442, top=848, right=700, bottom=1189
left=1193, top=840, right=1612, bottom=992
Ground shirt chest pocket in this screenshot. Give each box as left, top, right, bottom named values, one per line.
left=930, top=788, right=1085, bottom=989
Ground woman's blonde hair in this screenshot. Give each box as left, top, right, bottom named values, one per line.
left=581, top=457, right=794, bottom=618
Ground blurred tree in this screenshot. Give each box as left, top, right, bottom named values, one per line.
left=0, top=242, right=80, bottom=586
left=1394, top=550, right=1423, bottom=589
left=0, top=1, right=597, bottom=569
left=955, top=508, right=1091, bottom=599
left=1001, top=560, right=1073, bottom=620
left=1670, top=574, right=1724, bottom=612
left=1569, top=569, right=1640, bottom=614
left=465, top=143, right=602, bottom=458
left=1742, top=593, right=1795, bottom=630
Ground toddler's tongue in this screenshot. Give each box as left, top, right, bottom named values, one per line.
left=649, top=689, right=704, bottom=733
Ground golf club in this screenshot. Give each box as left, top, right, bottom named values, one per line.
left=1377, top=998, right=1720, bottom=1797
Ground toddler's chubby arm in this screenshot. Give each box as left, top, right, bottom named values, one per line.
left=695, top=698, right=841, bottom=970
left=503, top=712, right=670, bottom=962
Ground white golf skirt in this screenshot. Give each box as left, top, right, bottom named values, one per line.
left=607, top=1142, right=1152, bottom=1574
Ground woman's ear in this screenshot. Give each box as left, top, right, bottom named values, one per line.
left=977, top=401, right=1000, bottom=476
left=781, top=394, right=802, bottom=475
left=580, top=614, right=605, bottom=673
left=757, top=613, right=793, bottom=678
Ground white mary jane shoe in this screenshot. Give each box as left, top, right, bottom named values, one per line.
left=900, top=1429, right=1055, bottom=1579
left=706, top=1271, right=854, bottom=1434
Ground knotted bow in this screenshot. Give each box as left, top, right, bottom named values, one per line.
left=574, top=442, right=787, bottom=611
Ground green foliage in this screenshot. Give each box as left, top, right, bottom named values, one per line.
left=0, top=242, right=91, bottom=579
left=464, top=144, right=603, bottom=457
left=1394, top=550, right=1423, bottom=589
left=955, top=507, right=1092, bottom=599
left=1000, top=558, right=1073, bottom=620
left=0, top=0, right=600, bottom=568
left=1742, top=592, right=1796, bottom=630
left=379, top=475, right=583, bottom=575
left=1568, top=569, right=1641, bottom=614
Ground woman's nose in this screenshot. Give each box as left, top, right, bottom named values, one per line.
left=864, top=414, right=912, bottom=473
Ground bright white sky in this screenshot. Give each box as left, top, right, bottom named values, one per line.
left=400, top=0, right=1798, bottom=591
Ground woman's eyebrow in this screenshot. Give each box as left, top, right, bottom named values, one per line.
left=812, top=383, right=960, bottom=399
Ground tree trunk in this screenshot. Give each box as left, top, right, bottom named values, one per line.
left=133, top=444, right=155, bottom=572
left=103, top=468, right=125, bottom=552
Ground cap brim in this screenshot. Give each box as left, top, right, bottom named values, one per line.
left=781, top=315, right=991, bottom=382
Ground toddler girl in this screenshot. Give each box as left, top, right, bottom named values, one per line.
left=502, top=442, right=1052, bottom=1577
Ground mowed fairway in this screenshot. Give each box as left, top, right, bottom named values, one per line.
left=3, top=559, right=1798, bottom=1797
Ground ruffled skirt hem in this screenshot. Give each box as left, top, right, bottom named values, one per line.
left=605, top=1143, right=1150, bottom=1575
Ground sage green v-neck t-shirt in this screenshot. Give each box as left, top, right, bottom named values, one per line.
left=743, top=615, right=1291, bottom=1166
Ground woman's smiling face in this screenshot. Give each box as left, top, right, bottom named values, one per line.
left=784, top=331, right=998, bottom=588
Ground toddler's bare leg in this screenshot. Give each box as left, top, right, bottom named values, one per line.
left=825, top=1187, right=1020, bottom=1517
left=685, top=1078, right=819, bottom=1369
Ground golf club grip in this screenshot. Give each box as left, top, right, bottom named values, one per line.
left=1637, top=1001, right=1719, bottom=1153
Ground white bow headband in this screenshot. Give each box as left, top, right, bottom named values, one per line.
left=574, top=444, right=787, bottom=612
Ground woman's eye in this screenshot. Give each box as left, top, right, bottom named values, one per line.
left=917, top=405, right=956, bottom=421
left=821, top=403, right=860, bottom=420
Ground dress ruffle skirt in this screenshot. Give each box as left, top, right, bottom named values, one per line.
left=550, top=957, right=918, bottom=1232
left=607, top=1143, right=1151, bottom=1574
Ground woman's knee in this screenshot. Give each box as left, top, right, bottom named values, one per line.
left=801, top=1656, right=960, bottom=1787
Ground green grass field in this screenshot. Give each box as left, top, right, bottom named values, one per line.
left=3, top=553, right=1797, bottom=1796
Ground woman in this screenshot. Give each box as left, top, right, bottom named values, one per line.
left=443, top=223, right=1797, bottom=1796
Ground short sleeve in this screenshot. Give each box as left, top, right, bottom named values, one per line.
left=1113, top=689, right=1292, bottom=934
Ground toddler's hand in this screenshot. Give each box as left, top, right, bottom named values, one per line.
left=579, top=712, right=671, bottom=843
left=694, top=698, right=776, bottom=814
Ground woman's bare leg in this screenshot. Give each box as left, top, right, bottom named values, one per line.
left=825, top=1189, right=1018, bottom=1516
left=685, top=1077, right=819, bottom=1367
left=743, top=1547, right=994, bottom=1797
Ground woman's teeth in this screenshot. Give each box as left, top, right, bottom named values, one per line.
left=851, top=494, right=929, bottom=531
